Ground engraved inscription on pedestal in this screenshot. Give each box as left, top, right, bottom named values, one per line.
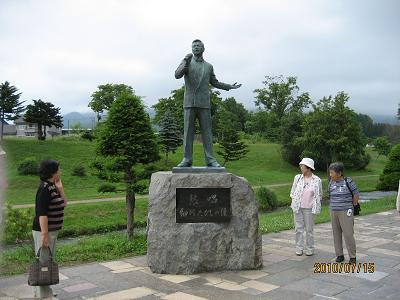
left=176, top=188, right=231, bottom=223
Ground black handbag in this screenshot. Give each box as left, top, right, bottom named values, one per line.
left=354, top=203, right=361, bottom=216
left=28, top=247, right=59, bottom=286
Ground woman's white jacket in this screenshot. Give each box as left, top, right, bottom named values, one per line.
left=290, top=174, right=322, bottom=214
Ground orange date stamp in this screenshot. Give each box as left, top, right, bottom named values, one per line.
left=314, top=262, right=375, bottom=273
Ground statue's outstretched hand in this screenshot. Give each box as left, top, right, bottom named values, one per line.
left=230, top=82, right=242, bottom=89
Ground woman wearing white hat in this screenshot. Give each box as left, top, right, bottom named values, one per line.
left=290, top=158, right=322, bottom=256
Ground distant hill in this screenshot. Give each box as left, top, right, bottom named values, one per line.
left=63, top=112, right=97, bottom=129
left=369, top=114, right=398, bottom=125
left=63, top=109, right=156, bottom=129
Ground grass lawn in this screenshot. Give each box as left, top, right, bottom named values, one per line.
left=61, top=199, right=148, bottom=236
left=2, top=137, right=126, bottom=204
left=2, top=137, right=388, bottom=205
left=1, top=196, right=396, bottom=277
left=259, top=196, right=397, bottom=234
left=3, top=199, right=149, bottom=244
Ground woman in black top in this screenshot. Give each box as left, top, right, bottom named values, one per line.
left=32, top=160, right=67, bottom=299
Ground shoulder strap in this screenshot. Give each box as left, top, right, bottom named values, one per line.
left=344, top=177, right=354, bottom=198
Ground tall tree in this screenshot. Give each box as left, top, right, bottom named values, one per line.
left=298, top=92, right=369, bottom=173
left=214, top=97, right=249, bottom=137
left=0, top=81, right=25, bottom=141
left=217, top=129, right=249, bottom=167
left=254, top=76, right=311, bottom=119
left=89, top=84, right=134, bottom=121
left=159, top=109, right=182, bottom=161
left=215, top=107, right=241, bottom=141
left=280, top=111, right=305, bottom=165
left=245, top=110, right=281, bottom=141
left=24, top=99, right=63, bottom=141
left=96, top=91, right=159, bottom=239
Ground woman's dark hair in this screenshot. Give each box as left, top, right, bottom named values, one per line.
left=39, top=160, right=60, bottom=181
left=329, top=162, right=344, bottom=176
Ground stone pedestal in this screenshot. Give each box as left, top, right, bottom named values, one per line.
left=147, top=171, right=262, bottom=274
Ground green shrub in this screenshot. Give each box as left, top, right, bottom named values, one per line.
left=239, top=132, right=267, bottom=144
left=72, top=165, right=86, bottom=177
left=17, top=157, right=39, bottom=175
left=98, top=183, right=117, bottom=193
left=377, top=144, right=400, bottom=190
left=81, top=130, right=94, bottom=141
left=256, top=186, right=278, bottom=211
left=3, top=203, right=33, bottom=244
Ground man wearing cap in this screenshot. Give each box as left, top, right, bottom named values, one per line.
left=290, top=158, right=322, bottom=256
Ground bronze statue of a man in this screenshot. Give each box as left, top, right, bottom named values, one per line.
left=175, top=39, right=241, bottom=167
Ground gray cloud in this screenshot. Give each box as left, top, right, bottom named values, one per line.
left=0, top=0, right=399, bottom=117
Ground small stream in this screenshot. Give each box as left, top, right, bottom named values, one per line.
left=359, top=191, right=397, bottom=202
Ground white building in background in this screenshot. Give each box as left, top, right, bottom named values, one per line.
left=14, top=116, right=61, bottom=138
left=1, top=120, right=16, bottom=136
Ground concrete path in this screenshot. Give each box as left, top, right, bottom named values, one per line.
left=1, top=210, right=399, bottom=299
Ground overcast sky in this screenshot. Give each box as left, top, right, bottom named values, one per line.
left=0, top=0, right=399, bottom=117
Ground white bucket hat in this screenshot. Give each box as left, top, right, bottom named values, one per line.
left=299, top=157, right=315, bottom=170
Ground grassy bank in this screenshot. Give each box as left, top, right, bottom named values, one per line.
left=2, top=137, right=387, bottom=205
left=1, top=196, right=396, bottom=277
left=3, top=199, right=149, bottom=244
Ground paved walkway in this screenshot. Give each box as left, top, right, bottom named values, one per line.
left=1, top=210, right=399, bottom=299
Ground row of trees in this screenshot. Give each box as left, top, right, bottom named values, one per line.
left=88, top=78, right=397, bottom=175
left=0, top=81, right=63, bottom=141
left=151, top=76, right=384, bottom=171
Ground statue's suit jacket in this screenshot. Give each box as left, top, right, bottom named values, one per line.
left=175, top=57, right=231, bottom=109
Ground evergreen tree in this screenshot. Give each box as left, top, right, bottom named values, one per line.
left=217, top=130, right=249, bottom=167
left=0, top=81, right=25, bottom=141
left=377, top=143, right=400, bottom=191
left=95, top=91, right=159, bottom=239
left=24, top=99, right=63, bottom=141
left=159, top=109, right=182, bottom=161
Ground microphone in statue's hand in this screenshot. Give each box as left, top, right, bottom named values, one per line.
left=184, top=53, right=193, bottom=61
left=230, top=82, right=242, bottom=89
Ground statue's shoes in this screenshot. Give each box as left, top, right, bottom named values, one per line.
left=177, top=161, right=192, bottom=167
left=207, top=161, right=221, bottom=168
